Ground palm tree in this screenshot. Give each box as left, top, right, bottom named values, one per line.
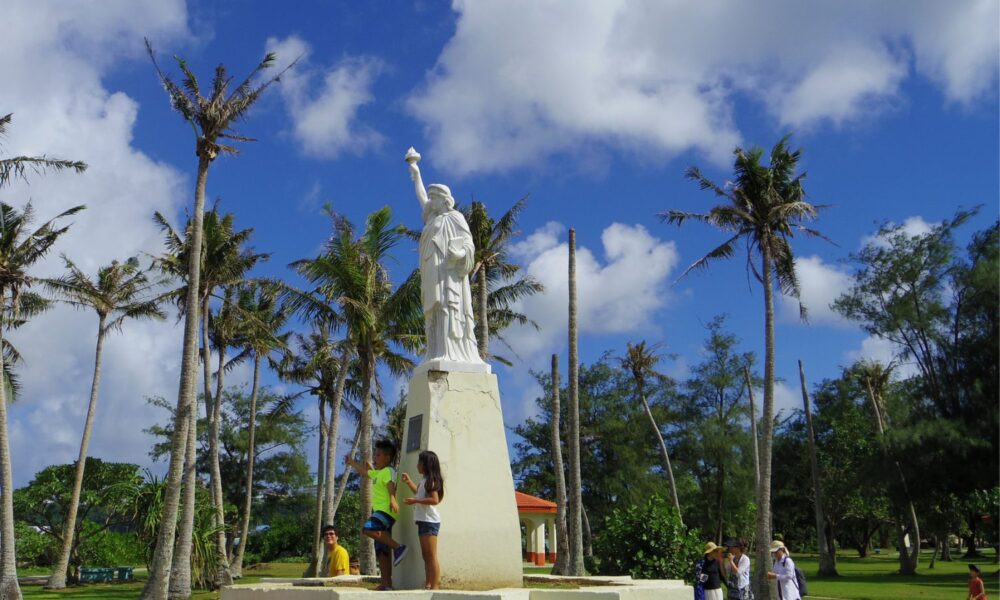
left=565, top=228, right=584, bottom=576
left=549, top=354, right=569, bottom=575
left=619, top=341, right=683, bottom=525
left=0, top=113, right=86, bottom=189
left=462, top=199, right=543, bottom=363
left=291, top=207, right=423, bottom=573
left=43, top=257, right=165, bottom=589
left=228, top=283, right=290, bottom=577
left=0, top=202, right=84, bottom=599
left=852, top=359, right=920, bottom=575
left=154, top=205, right=268, bottom=592
left=141, top=41, right=290, bottom=600
left=797, top=359, right=837, bottom=576
left=661, top=135, right=828, bottom=599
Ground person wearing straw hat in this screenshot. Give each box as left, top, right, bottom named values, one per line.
left=767, top=540, right=800, bottom=600
left=694, top=542, right=726, bottom=600
left=723, top=538, right=753, bottom=600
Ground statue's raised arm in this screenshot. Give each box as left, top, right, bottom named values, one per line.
left=406, top=147, right=429, bottom=219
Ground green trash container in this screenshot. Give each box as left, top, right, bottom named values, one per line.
left=116, top=566, right=133, bottom=582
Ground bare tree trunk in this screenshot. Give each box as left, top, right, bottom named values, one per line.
left=566, top=229, right=585, bottom=576
left=928, top=535, right=938, bottom=569
left=47, top=321, right=107, bottom=588
left=168, top=399, right=197, bottom=599
left=799, top=360, right=837, bottom=576
left=323, top=350, right=351, bottom=527
left=550, top=355, right=569, bottom=575
left=753, top=250, right=776, bottom=600
left=210, top=326, right=232, bottom=586
left=358, top=351, right=376, bottom=574
left=638, top=387, right=683, bottom=525
left=232, top=357, right=262, bottom=577
left=0, top=296, right=22, bottom=600
left=477, top=264, right=489, bottom=360
left=581, top=504, right=593, bottom=558
left=305, top=397, right=327, bottom=578
left=744, top=366, right=761, bottom=491
left=141, top=156, right=209, bottom=600
left=333, top=429, right=362, bottom=517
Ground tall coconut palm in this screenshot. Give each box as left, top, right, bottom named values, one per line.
left=462, top=198, right=543, bottom=363
left=619, top=341, right=683, bottom=525
left=797, top=359, right=837, bottom=576
left=0, top=202, right=84, bottom=599
left=661, top=135, right=828, bottom=599
left=228, top=283, right=290, bottom=577
left=549, top=354, right=569, bottom=575
left=153, top=206, right=267, bottom=594
left=292, top=207, right=423, bottom=573
left=43, top=257, right=165, bottom=589
left=141, top=41, right=291, bottom=600
left=565, top=228, right=585, bottom=576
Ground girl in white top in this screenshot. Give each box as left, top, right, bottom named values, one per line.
left=402, top=450, right=444, bottom=589
left=724, top=539, right=752, bottom=600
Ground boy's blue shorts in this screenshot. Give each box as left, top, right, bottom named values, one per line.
left=363, top=511, right=395, bottom=556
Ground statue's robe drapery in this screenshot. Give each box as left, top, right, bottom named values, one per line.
left=419, top=207, right=483, bottom=364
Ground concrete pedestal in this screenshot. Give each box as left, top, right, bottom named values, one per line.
left=392, top=370, right=522, bottom=590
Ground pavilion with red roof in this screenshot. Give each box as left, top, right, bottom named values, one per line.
left=515, top=490, right=558, bottom=566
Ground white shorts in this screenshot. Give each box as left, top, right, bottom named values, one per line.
left=705, top=589, right=724, bottom=600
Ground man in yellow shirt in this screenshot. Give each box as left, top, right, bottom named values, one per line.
left=322, top=525, right=350, bottom=577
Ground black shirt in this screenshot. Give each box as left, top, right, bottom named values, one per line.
left=703, top=558, right=722, bottom=589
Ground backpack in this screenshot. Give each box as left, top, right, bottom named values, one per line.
left=792, top=565, right=808, bottom=597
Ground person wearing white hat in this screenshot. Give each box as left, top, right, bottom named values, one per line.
left=767, top=540, right=800, bottom=600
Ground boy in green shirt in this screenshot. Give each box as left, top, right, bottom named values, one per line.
left=345, top=439, right=406, bottom=590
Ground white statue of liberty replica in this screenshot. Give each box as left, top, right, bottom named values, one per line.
left=393, top=148, right=521, bottom=589
left=406, top=147, right=489, bottom=372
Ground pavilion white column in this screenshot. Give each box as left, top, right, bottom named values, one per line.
left=546, top=516, right=557, bottom=564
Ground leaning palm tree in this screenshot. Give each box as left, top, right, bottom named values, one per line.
left=228, top=283, right=290, bottom=578
left=0, top=202, right=85, bottom=599
left=141, top=41, right=291, bottom=600
left=44, top=257, right=165, bottom=589
left=291, top=206, right=423, bottom=573
left=461, top=198, right=543, bottom=363
left=618, top=341, right=683, bottom=525
left=661, top=135, right=828, bottom=599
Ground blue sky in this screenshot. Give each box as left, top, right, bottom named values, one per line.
left=1, top=0, right=997, bottom=486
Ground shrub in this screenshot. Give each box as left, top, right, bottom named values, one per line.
left=76, top=526, right=145, bottom=567
left=15, top=522, right=56, bottom=567
left=590, top=495, right=701, bottom=582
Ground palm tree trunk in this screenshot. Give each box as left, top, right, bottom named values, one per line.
left=323, top=350, right=351, bottom=527
left=753, top=249, right=776, bottom=600
left=232, top=356, right=262, bottom=577
left=863, top=379, right=920, bottom=575
left=141, top=155, right=210, bottom=600
left=639, top=387, right=683, bottom=525
left=46, top=320, right=107, bottom=589
left=210, top=334, right=232, bottom=586
left=333, top=428, right=362, bottom=516
left=744, top=366, right=761, bottom=490
left=477, top=264, right=489, bottom=360
left=566, top=229, right=585, bottom=576
left=799, top=360, right=837, bottom=576
left=550, top=354, right=569, bottom=575
left=305, top=397, right=327, bottom=578
left=0, top=293, right=22, bottom=600
left=168, top=400, right=197, bottom=599
left=358, top=350, right=376, bottom=575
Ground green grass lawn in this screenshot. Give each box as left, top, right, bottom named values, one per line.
left=19, top=551, right=1000, bottom=599
left=794, top=550, right=999, bottom=600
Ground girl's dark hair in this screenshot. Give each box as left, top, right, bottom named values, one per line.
left=418, top=450, right=444, bottom=501
left=970, top=564, right=981, bottom=574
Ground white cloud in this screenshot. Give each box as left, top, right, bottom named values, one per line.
left=408, top=0, right=998, bottom=176
left=266, top=35, right=383, bottom=159
left=502, top=222, right=679, bottom=360
left=860, top=215, right=938, bottom=249
left=1, top=0, right=190, bottom=485
left=779, top=255, right=853, bottom=326
left=773, top=381, right=802, bottom=419
left=843, top=334, right=920, bottom=379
